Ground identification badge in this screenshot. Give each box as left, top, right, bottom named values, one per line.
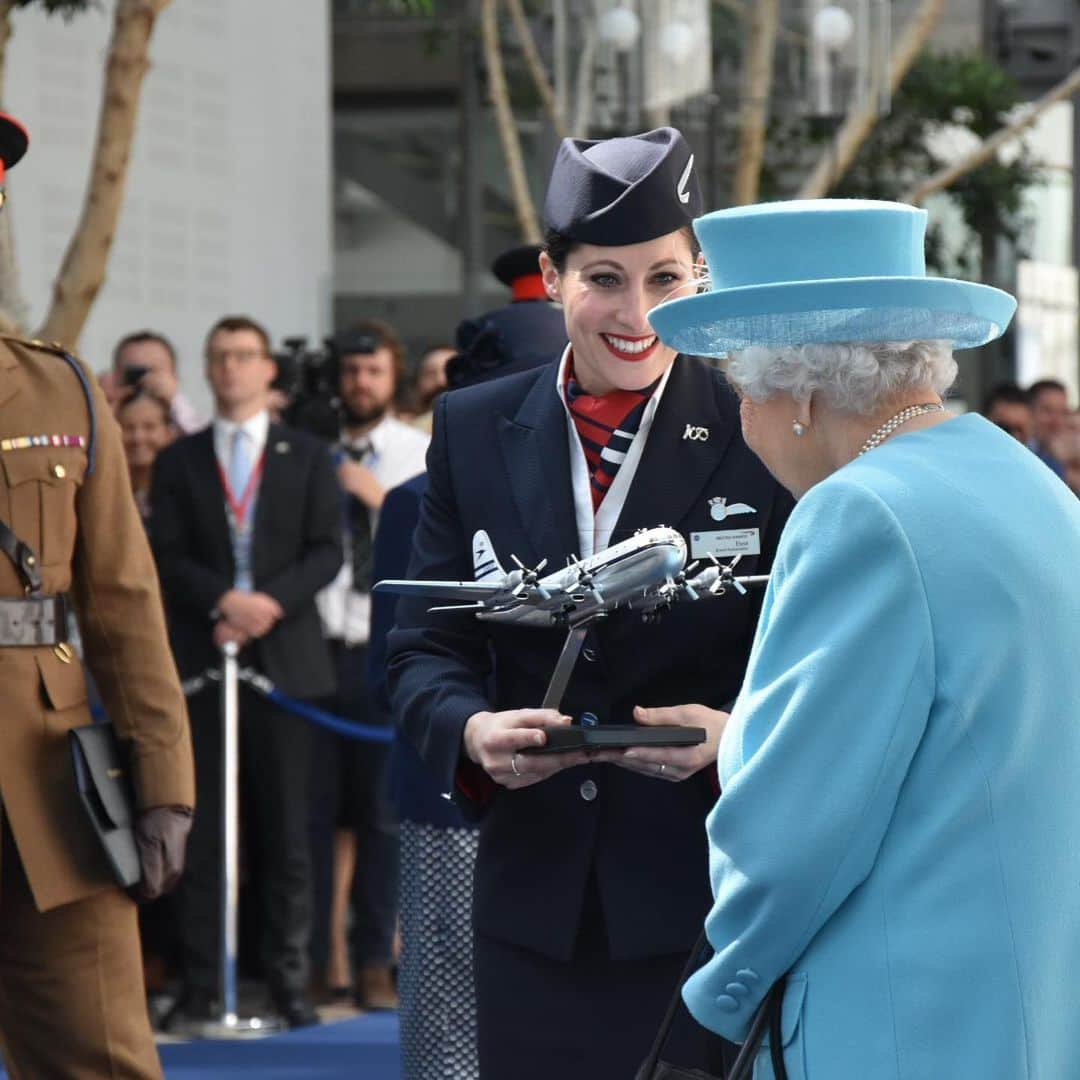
left=690, top=528, right=761, bottom=559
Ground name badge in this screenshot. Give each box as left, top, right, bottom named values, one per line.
left=690, top=528, right=761, bottom=560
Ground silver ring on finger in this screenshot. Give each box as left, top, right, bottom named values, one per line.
left=511, top=752, right=521, bottom=777
left=655, top=762, right=666, bottom=776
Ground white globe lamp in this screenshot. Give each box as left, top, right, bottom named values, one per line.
left=659, top=20, right=695, bottom=64
left=598, top=5, right=642, bottom=53
left=813, top=5, right=855, bottom=51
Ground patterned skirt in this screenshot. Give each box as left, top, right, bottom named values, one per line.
left=399, top=821, right=480, bottom=1080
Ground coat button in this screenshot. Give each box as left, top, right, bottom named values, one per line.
left=580, top=711, right=598, bottom=727
left=579, top=780, right=598, bottom=802
left=715, top=994, right=739, bottom=1012
left=583, top=647, right=597, bottom=662
left=51, top=463, right=67, bottom=479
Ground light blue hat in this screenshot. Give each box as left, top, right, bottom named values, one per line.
left=648, top=199, right=1017, bottom=356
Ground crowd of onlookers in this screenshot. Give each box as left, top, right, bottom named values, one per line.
left=982, top=377, right=1080, bottom=496
left=93, top=318, right=452, bottom=1030
left=89, top=330, right=1079, bottom=1030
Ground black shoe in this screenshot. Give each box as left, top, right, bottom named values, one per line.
left=272, top=989, right=320, bottom=1029
left=159, top=986, right=218, bottom=1033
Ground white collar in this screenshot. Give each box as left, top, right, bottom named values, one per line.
left=214, top=409, right=270, bottom=452
left=342, top=413, right=396, bottom=456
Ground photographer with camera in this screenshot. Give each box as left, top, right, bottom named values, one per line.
left=101, top=331, right=204, bottom=434
left=312, top=319, right=428, bottom=1009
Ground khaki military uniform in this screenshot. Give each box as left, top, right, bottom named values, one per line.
left=0, top=335, right=195, bottom=1079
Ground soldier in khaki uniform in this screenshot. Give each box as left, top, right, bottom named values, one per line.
left=0, top=113, right=195, bottom=1079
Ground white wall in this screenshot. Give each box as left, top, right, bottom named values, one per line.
left=4, top=0, right=331, bottom=415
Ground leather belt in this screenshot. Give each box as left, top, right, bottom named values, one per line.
left=0, top=594, right=70, bottom=646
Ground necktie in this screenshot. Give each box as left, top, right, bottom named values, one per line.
left=228, top=428, right=255, bottom=590
left=347, top=441, right=373, bottom=592
left=229, top=428, right=253, bottom=498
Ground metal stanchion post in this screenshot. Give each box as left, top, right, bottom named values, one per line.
left=199, top=641, right=279, bottom=1038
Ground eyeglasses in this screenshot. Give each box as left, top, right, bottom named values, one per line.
left=208, top=349, right=268, bottom=364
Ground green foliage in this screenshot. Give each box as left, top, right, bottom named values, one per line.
left=732, top=51, right=1042, bottom=279
left=829, top=51, right=1043, bottom=280
left=367, top=0, right=435, bottom=13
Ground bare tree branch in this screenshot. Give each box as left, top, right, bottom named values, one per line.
left=713, top=0, right=805, bottom=47
left=37, top=0, right=172, bottom=347
left=480, top=0, right=541, bottom=242
left=505, top=0, right=567, bottom=138
left=0, top=0, right=14, bottom=94
left=796, top=0, right=946, bottom=199
left=572, top=16, right=597, bottom=136
left=903, top=64, right=1080, bottom=205
left=732, top=0, right=779, bottom=205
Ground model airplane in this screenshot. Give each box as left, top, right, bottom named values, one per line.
left=374, top=526, right=769, bottom=708
left=374, top=526, right=766, bottom=628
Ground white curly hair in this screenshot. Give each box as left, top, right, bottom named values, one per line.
left=725, top=340, right=958, bottom=416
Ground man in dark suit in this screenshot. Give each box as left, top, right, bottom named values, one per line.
left=151, top=315, right=342, bottom=1029
left=387, top=128, right=795, bottom=1079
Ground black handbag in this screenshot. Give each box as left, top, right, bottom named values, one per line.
left=636, top=929, right=788, bottom=1080
left=69, top=722, right=142, bottom=888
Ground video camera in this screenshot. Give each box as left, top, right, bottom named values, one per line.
left=272, top=330, right=380, bottom=440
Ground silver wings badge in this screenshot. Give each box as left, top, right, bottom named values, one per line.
left=708, top=496, right=756, bottom=522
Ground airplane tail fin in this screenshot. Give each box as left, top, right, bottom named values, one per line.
left=472, top=530, right=505, bottom=582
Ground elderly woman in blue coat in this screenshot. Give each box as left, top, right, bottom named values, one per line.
left=649, top=200, right=1080, bottom=1079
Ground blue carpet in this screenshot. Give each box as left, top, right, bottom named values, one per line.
left=160, top=1014, right=401, bottom=1078
left=0, top=1015, right=401, bottom=1079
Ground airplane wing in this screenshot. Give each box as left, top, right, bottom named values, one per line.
left=372, top=579, right=507, bottom=603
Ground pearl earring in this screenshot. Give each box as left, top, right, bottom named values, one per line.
left=792, top=420, right=807, bottom=437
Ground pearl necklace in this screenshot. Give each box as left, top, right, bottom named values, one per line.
left=858, top=402, right=945, bottom=457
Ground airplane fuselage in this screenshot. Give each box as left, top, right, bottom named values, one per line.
left=478, top=526, right=687, bottom=626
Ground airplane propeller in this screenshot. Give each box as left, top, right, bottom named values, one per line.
left=509, top=555, right=550, bottom=600
left=670, top=566, right=700, bottom=602
left=721, top=554, right=747, bottom=595
left=683, top=553, right=750, bottom=597
left=567, top=555, right=604, bottom=605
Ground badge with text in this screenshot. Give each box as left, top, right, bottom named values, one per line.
left=691, top=528, right=761, bottom=560
left=682, top=424, right=709, bottom=442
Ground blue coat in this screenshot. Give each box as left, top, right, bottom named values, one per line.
left=684, top=414, right=1080, bottom=1079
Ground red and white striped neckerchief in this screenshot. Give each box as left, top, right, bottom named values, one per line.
left=564, top=360, right=662, bottom=512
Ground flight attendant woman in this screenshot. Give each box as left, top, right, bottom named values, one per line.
left=387, top=128, right=793, bottom=1078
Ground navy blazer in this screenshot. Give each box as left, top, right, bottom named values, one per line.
left=150, top=422, right=342, bottom=699
left=387, top=357, right=793, bottom=962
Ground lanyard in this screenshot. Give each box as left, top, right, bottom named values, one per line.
left=217, top=451, right=266, bottom=530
